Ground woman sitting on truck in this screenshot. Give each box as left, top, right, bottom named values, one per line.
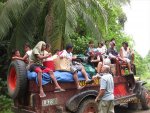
left=29, top=41, right=64, bottom=97
left=88, top=51, right=110, bottom=76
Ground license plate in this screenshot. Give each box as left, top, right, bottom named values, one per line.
left=42, top=98, right=58, bottom=106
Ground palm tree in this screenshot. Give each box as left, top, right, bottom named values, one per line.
left=0, top=0, right=129, bottom=52
left=0, top=0, right=108, bottom=51
left=43, top=0, right=108, bottom=50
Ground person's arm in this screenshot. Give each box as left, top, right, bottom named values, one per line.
left=59, top=50, right=66, bottom=58
left=12, top=54, right=28, bottom=61
left=120, top=47, right=124, bottom=58
left=109, top=53, right=116, bottom=59
left=33, top=49, right=51, bottom=60
left=95, top=89, right=105, bottom=102
left=36, top=54, right=50, bottom=60
left=12, top=56, right=23, bottom=60
left=95, top=77, right=106, bottom=102
left=91, top=55, right=100, bottom=62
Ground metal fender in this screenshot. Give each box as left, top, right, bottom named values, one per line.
left=66, top=90, right=98, bottom=112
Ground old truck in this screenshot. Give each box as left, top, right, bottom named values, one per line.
left=7, top=58, right=150, bottom=113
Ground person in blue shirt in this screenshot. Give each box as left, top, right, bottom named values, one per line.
left=95, top=65, right=114, bottom=113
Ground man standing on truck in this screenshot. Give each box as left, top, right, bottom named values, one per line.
left=95, top=65, right=114, bottom=113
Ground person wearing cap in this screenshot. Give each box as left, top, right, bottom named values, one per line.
left=95, top=65, right=114, bottom=113
left=107, top=41, right=118, bottom=60
left=109, top=38, right=115, bottom=48
left=60, top=44, right=93, bottom=89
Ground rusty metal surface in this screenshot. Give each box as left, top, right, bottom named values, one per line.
left=13, top=73, right=138, bottom=113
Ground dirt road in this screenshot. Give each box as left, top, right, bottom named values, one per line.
left=115, top=106, right=150, bottom=113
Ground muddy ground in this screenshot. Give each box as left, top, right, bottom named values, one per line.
left=115, top=106, right=150, bottom=113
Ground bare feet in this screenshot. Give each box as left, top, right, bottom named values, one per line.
left=55, top=87, right=65, bottom=92
left=39, top=90, right=46, bottom=98
left=77, top=86, right=84, bottom=90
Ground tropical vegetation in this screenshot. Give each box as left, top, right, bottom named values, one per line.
left=0, top=0, right=149, bottom=112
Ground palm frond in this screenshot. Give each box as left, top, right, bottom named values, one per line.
left=106, top=0, right=130, bottom=6
left=0, top=2, right=4, bottom=15
left=44, top=0, right=108, bottom=49
left=65, top=0, right=107, bottom=40
left=44, top=0, right=66, bottom=50
left=82, top=0, right=107, bottom=39
left=0, top=0, right=30, bottom=40
left=65, top=0, right=78, bottom=37
left=8, top=0, right=40, bottom=54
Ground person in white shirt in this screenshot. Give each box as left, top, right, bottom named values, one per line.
left=120, top=42, right=133, bottom=74
left=60, top=44, right=93, bottom=89
left=97, top=42, right=107, bottom=57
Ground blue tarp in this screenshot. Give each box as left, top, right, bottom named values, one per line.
left=27, top=71, right=91, bottom=85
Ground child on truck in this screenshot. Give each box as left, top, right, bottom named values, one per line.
left=29, top=41, right=64, bottom=97
left=11, top=49, right=21, bottom=61
left=12, top=43, right=32, bottom=65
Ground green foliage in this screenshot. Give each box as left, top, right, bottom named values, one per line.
left=0, top=78, right=12, bottom=112
left=134, top=51, right=150, bottom=76
left=8, top=0, right=40, bottom=54
left=0, top=41, right=10, bottom=79
left=0, top=109, right=13, bottom=113
left=70, top=33, right=92, bottom=54
left=0, top=0, right=30, bottom=40
left=0, top=95, right=12, bottom=113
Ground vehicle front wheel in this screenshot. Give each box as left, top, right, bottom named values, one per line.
left=77, top=98, right=98, bottom=113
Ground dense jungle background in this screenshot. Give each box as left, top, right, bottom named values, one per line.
left=0, top=0, right=150, bottom=112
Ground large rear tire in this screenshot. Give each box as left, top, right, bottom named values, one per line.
left=140, top=87, right=150, bottom=110
left=7, top=60, right=27, bottom=99
left=77, top=98, right=98, bottom=113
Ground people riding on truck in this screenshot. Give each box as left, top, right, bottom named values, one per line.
left=60, top=44, right=93, bottom=89
left=11, top=43, right=32, bottom=65
left=11, top=49, right=21, bottom=61
left=120, top=42, right=133, bottom=74
left=29, top=41, right=65, bottom=97
left=11, top=39, right=135, bottom=97
left=8, top=39, right=150, bottom=113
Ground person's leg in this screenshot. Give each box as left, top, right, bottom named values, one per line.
left=126, top=59, right=133, bottom=73
left=48, top=70, right=63, bottom=90
left=80, top=66, right=93, bottom=84
left=108, top=101, right=114, bottom=113
left=131, top=52, right=134, bottom=64
left=35, top=67, right=45, bottom=97
left=97, top=62, right=103, bottom=73
left=81, top=66, right=89, bottom=81
left=98, top=100, right=108, bottom=113
left=72, top=72, right=82, bottom=89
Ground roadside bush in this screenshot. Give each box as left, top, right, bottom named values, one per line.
left=0, top=78, right=12, bottom=113
left=70, top=34, right=92, bottom=54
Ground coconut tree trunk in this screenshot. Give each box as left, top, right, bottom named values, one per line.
left=43, top=0, right=66, bottom=52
